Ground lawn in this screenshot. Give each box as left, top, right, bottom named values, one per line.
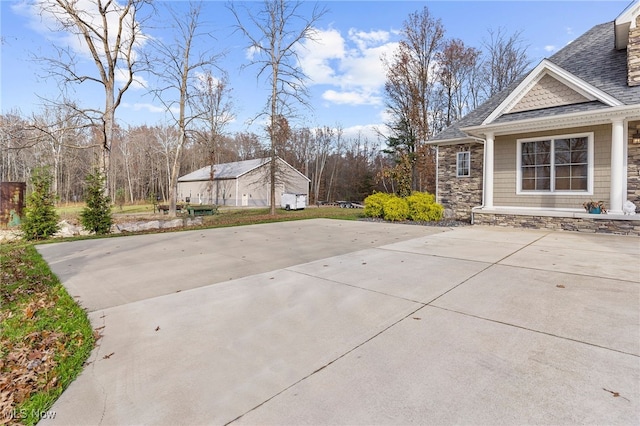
left=0, top=242, right=94, bottom=425
left=201, top=206, right=364, bottom=227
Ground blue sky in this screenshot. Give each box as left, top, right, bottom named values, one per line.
left=0, top=0, right=633, bottom=142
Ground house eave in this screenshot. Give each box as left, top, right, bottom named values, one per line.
left=426, top=137, right=479, bottom=146
left=462, top=104, right=640, bottom=137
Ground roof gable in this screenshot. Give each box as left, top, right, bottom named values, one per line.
left=482, top=59, right=623, bottom=125
left=507, top=74, right=590, bottom=113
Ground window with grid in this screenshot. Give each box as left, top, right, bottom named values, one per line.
left=456, top=151, right=470, bottom=177
left=519, top=135, right=589, bottom=192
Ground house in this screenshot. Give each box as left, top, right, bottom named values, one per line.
left=429, top=3, right=640, bottom=235
left=177, top=157, right=310, bottom=207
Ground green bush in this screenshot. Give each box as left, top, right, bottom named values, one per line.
left=382, top=196, right=409, bottom=221
left=21, top=167, right=60, bottom=240
left=80, top=169, right=112, bottom=234
left=364, top=192, right=393, bottom=218
left=364, top=191, right=443, bottom=222
left=407, top=191, right=444, bottom=222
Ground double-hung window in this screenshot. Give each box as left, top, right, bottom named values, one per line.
left=456, top=151, right=470, bottom=177
left=518, top=133, right=592, bottom=194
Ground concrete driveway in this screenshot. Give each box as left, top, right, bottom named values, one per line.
left=37, top=219, right=639, bottom=425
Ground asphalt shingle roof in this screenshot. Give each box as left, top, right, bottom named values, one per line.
left=431, top=20, right=640, bottom=142
left=178, top=158, right=269, bottom=182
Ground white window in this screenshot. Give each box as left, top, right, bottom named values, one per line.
left=456, top=151, right=470, bottom=177
left=517, top=132, right=593, bottom=194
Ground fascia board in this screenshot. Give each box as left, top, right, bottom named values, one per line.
left=426, top=137, right=480, bottom=146
left=482, top=60, right=623, bottom=125
left=465, top=104, right=640, bottom=136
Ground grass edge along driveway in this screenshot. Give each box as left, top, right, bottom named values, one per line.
left=1, top=241, right=94, bottom=426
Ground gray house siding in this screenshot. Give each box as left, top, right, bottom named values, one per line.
left=177, top=158, right=309, bottom=207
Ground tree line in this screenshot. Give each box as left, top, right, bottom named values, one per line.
left=0, top=1, right=529, bottom=208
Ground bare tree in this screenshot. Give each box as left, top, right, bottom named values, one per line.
left=436, top=38, right=480, bottom=128
left=192, top=71, right=234, bottom=199
left=37, top=0, right=150, bottom=193
left=147, top=1, right=223, bottom=215
left=482, top=28, right=531, bottom=97
left=0, top=111, right=35, bottom=182
left=30, top=102, right=88, bottom=199
left=382, top=6, right=444, bottom=193
left=230, top=0, right=327, bottom=214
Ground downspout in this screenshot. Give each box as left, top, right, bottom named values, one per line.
left=435, top=145, right=439, bottom=203
left=466, top=135, right=486, bottom=225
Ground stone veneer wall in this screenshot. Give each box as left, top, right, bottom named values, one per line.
left=437, top=143, right=483, bottom=221
left=628, top=140, right=640, bottom=204
left=472, top=213, right=640, bottom=236
left=628, top=16, right=640, bottom=87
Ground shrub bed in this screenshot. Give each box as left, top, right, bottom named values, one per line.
left=364, top=191, right=443, bottom=222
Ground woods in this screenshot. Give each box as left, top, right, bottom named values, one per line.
left=0, top=1, right=530, bottom=208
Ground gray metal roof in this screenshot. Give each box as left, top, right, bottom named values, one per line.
left=431, top=20, right=640, bottom=142
left=178, top=158, right=269, bottom=182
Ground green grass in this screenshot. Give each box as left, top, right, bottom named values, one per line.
left=0, top=242, right=94, bottom=425
left=56, top=202, right=154, bottom=220
left=201, top=206, right=364, bottom=228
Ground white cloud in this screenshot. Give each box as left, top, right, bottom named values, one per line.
left=297, top=28, right=345, bottom=85
left=124, top=102, right=180, bottom=115
left=322, top=89, right=381, bottom=106
left=544, top=45, right=556, bottom=52
left=342, top=124, right=386, bottom=146
left=245, top=45, right=261, bottom=61
left=297, top=27, right=398, bottom=107
left=347, top=29, right=390, bottom=51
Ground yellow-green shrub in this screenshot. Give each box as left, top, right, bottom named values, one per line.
left=406, top=191, right=444, bottom=221
left=383, top=197, right=409, bottom=221
left=364, top=192, right=393, bottom=218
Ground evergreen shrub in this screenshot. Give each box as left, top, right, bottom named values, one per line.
left=21, top=167, right=60, bottom=240
left=80, top=169, right=112, bottom=234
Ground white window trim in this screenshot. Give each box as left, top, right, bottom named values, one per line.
left=516, top=132, right=594, bottom=195
left=456, top=151, right=471, bottom=178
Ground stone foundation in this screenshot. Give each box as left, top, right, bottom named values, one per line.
left=472, top=212, right=640, bottom=236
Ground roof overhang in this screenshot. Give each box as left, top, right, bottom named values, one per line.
left=426, top=136, right=482, bottom=146
left=463, top=104, right=640, bottom=138
left=482, top=60, right=623, bottom=125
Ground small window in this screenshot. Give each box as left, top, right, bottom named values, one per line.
left=456, top=151, right=470, bottom=177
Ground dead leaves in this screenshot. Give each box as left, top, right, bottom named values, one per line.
left=0, top=331, right=62, bottom=421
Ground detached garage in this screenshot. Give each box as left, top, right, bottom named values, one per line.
left=177, top=157, right=310, bottom=207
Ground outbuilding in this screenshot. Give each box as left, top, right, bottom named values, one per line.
left=177, top=157, right=310, bottom=207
